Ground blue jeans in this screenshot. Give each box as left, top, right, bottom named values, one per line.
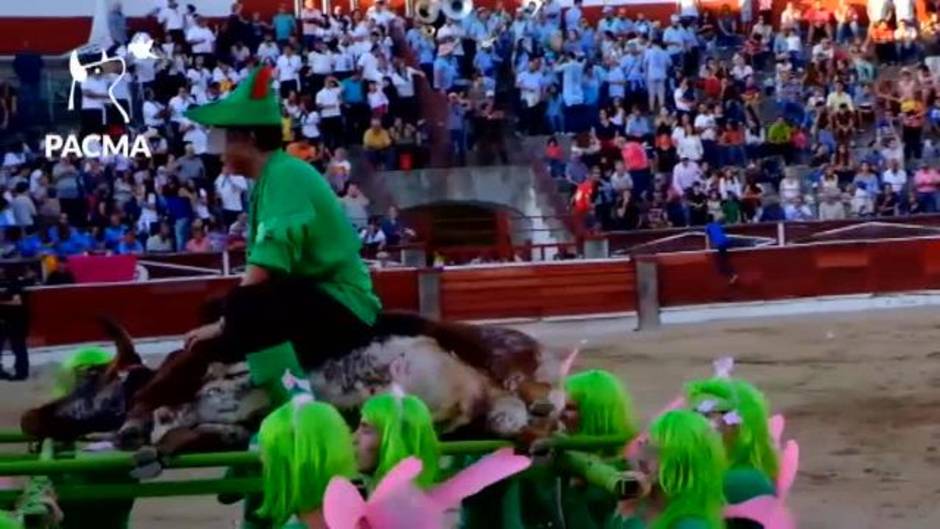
left=546, top=113, right=564, bottom=134
left=174, top=217, right=190, bottom=252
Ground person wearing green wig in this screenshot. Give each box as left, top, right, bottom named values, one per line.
left=609, top=409, right=727, bottom=529
left=52, top=346, right=113, bottom=397
left=46, top=347, right=136, bottom=529
left=561, top=370, right=640, bottom=529
left=461, top=370, right=642, bottom=529
left=564, top=369, right=639, bottom=442
left=256, top=399, right=358, bottom=528
left=685, top=377, right=778, bottom=506
left=0, top=513, right=20, bottom=529
left=355, top=392, right=440, bottom=488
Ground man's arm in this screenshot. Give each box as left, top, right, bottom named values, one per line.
left=241, top=264, right=271, bottom=286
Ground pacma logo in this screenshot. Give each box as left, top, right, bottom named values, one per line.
left=45, top=35, right=159, bottom=159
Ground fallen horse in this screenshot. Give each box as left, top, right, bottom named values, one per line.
left=21, top=311, right=577, bottom=455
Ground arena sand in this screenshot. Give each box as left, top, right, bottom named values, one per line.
left=2, top=306, right=939, bottom=529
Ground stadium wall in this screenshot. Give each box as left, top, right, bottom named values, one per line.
left=21, top=236, right=940, bottom=346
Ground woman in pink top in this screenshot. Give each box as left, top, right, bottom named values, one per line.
left=185, top=220, right=212, bottom=253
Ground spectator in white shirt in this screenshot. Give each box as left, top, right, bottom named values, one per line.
left=142, top=89, right=167, bottom=130
left=158, top=0, right=185, bottom=43
left=300, top=0, right=322, bottom=48
left=316, top=76, right=344, bottom=150
left=672, top=158, right=703, bottom=195
left=882, top=159, right=909, bottom=193
left=367, top=0, right=396, bottom=26
left=307, top=40, right=334, bottom=95
left=300, top=101, right=321, bottom=142
left=390, top=59, right=425, bottom=120
left=276, top=45, right=302, bottom=98
left=79, top=70, right=110, bottom=135
left=186, top=16, right=216, bottom=59
left=214, top=168, right=248, bottom=226
left=168, top=86, right=193, bottom=125
left=676, top=125, right=704, bottom=161
left=181, top=120, right=208, bottom=155
left=257, top=34, right=281, bottom=64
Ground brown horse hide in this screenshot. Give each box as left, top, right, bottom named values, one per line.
left=21, top=311, right=573, bottom=453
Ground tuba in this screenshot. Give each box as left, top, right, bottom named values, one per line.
left=420, top=24, right=437, bottom=38
left=441, top=0, right=473, bottom=21
left=414, top=0, right=441, bottom=25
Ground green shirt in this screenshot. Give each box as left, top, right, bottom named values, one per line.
left=248, top=150, right=381, bottom=325
left=460, top=464, right=564, bottom=529
left=605, top=513, right=710, bottom=529
left=766, top=123, right=792, bottom=144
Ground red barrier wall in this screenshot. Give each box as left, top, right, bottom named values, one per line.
left=655, top=239, right=940, bottom=307
left=439, top=259, right=636, bottom=320
left=28, top=268, right=419, bottom=346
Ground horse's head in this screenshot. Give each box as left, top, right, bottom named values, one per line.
left=21, top=318, right=155, bottom=440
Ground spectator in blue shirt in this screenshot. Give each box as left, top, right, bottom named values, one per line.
left=564, top=0, right=582, bottom=32
left=341, top=70, right=369, bottom=143
left=706, top=220, right=738, bottom=284
left=446, top=93, right=469, bottom=165
left=116, top=230, right=144, bottom=255
left=272, top=5, right=296, bottom=44
left=379, top=206, right=415, bottom=246
left=103, top=214, right=127, bottom=251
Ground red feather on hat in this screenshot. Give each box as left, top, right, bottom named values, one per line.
left=251, top=66, right=273, bottom=100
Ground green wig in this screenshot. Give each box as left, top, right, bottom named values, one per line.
left=360, top=393, right=440, bottom=487
left=565, top=370, right=639, bottom=440
left=257, top=400, right=357, bottom=527
left=649, top=410, right=727, bottom=529
left=685, top=378, right=779, bottom=480
left=54, top=347, right=114, bottom=398
left=0, top=513, right=21, bottom=529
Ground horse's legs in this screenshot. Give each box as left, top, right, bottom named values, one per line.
left=118, top=338, right=232, bottom=449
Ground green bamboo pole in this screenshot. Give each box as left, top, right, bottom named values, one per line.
left=556, top=451, right=640, bottom=499
left=0, top=431, right=33, bottom=444
left=0, top=435, right=630, bottom=477
left=0, top=478, right=262, bottom=504
left=0, top=451, right=260, bottom=476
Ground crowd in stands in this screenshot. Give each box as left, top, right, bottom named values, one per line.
left=8, top=0, right=940, bottom=266
left=507, top=0, right=940, bottom=231
left=2, top=0, right=426, bottom=263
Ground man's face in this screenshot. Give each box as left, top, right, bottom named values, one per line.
left=223, top=130, right=258, bottom=175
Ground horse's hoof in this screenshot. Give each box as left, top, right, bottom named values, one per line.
left=116, top=418, right=151, bottom=451
left=529, top=399, right=556, bottom=417
left=130, top=460, right=164, bottom=481
left=129, top=446, right=163, bottom=480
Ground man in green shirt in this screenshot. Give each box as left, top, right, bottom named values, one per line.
left=118, top=66, right=381, bottom=445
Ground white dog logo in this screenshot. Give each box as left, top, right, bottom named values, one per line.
left=67, top=36, right=157, bottom=124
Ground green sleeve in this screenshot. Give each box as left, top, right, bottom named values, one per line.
left=723, top=467, right=776, bottom=504
left=563, top=480, right=618, bottom=529
left=672, top=518, right=710, bottom=529
left=500, top=478, right=526, bottom=529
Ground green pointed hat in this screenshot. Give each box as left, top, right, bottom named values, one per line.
left=185, top=66, right=281, bottom=127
